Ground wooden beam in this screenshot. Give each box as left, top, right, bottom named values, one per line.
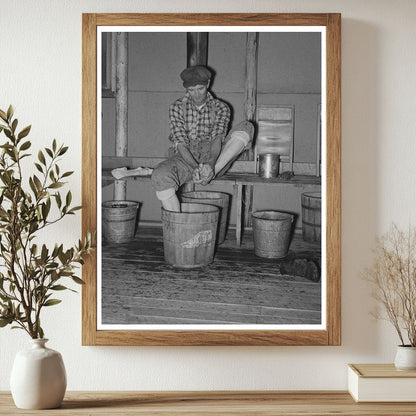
left=244, top=32, right=258, bottom=124
left=184, top=32, right=209, bottom=193
left=243, top=32, right=259, bottom=226
left=114, top=32, right=128, bottom=200
left=316, top=103, right=321, bottom=176
left=111, top=32, right=117, bottom=92
left=187, top=32, right=208, bottom=66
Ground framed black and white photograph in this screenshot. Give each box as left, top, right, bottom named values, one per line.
left=82, top=13, right=341, bottom=346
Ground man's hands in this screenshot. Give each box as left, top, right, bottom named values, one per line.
left=193, top=163, right=214, bottom=185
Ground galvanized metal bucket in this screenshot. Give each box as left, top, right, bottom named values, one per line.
left=252, top=210, right=294, bottom=259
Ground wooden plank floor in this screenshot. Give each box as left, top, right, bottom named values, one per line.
left=101, top=225, right=321, bottom=326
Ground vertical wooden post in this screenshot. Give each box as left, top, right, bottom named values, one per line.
left=183, top=33, right=209, bottom=193
left=243, top=32, right=259, bottom=228
left=316, top=103, right=321, bottom=176
left=114, top=32, right=128, bottom=201
left=187, top=33, right=208, bottom=66
left=245, top=32, right=259, bottom=128
left=110, top=32, right=117, bottom=93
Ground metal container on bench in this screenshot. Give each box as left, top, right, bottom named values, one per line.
left=258, top=153, right=280, bottom=178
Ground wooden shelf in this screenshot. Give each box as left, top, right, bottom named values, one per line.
left=1, top=391, right=416, bottom=415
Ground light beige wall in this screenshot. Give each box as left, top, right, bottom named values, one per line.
left=1, top=0, right=416, bottom=392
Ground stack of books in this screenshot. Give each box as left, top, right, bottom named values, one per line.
left=348, top=364, right=416, bottom=402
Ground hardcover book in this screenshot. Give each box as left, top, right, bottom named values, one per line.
left=348, top=364, right=416, bottom=402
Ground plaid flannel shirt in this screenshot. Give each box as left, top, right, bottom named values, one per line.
left=168, top=92, right=231, bottom=152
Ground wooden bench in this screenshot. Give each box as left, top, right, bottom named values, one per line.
left=220, top=172, right=321, bottom=245
left=102, top=165, right=321, bottom=246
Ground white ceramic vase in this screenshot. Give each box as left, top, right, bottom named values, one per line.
left=10, top=338, right=67, bottom=409
left=394, top=345, right=416, bottom=371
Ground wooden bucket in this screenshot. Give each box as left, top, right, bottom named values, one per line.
left=301, top=192, right=321, bottom=243
left=102, top=200, right=139, bottom=243
left=162, top=203, right=219, bottom=269
left=180, top=191, right=230, bottom=244
left=252, top=211, right=294, bottom=259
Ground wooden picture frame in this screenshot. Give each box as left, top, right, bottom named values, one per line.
left=82, top=13, right=341, bottom=346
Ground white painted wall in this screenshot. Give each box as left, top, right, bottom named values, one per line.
left=1, top=0, right=416, bottom=391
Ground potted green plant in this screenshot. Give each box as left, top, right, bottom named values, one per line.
left=363, top=223, right=416, bottom=370
left=0, top=106, right=94, bottom=409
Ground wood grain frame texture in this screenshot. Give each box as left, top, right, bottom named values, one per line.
left=82, top=13, right=341, bottom=346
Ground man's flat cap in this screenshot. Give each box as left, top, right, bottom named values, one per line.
left=180, top=66, right=211, bottom=88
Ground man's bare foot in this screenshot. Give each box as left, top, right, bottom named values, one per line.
left=111, top=167, right=128, bottom=179
left=111, top=167, right=153, bottom=179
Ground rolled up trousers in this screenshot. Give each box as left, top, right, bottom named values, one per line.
left=151, top=120, right=254, bottom=194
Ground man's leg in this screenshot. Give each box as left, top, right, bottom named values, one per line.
left=214, top=121, right=254, bottom=177
left=155, top=188, right=181, bottom=212
left=151, top=155, right=193, bottom=212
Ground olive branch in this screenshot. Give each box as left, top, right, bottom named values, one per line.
left=0, top=105, right=94, bottom=339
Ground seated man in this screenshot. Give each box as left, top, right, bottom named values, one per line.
left=151, top=65, right=254, bottom=212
